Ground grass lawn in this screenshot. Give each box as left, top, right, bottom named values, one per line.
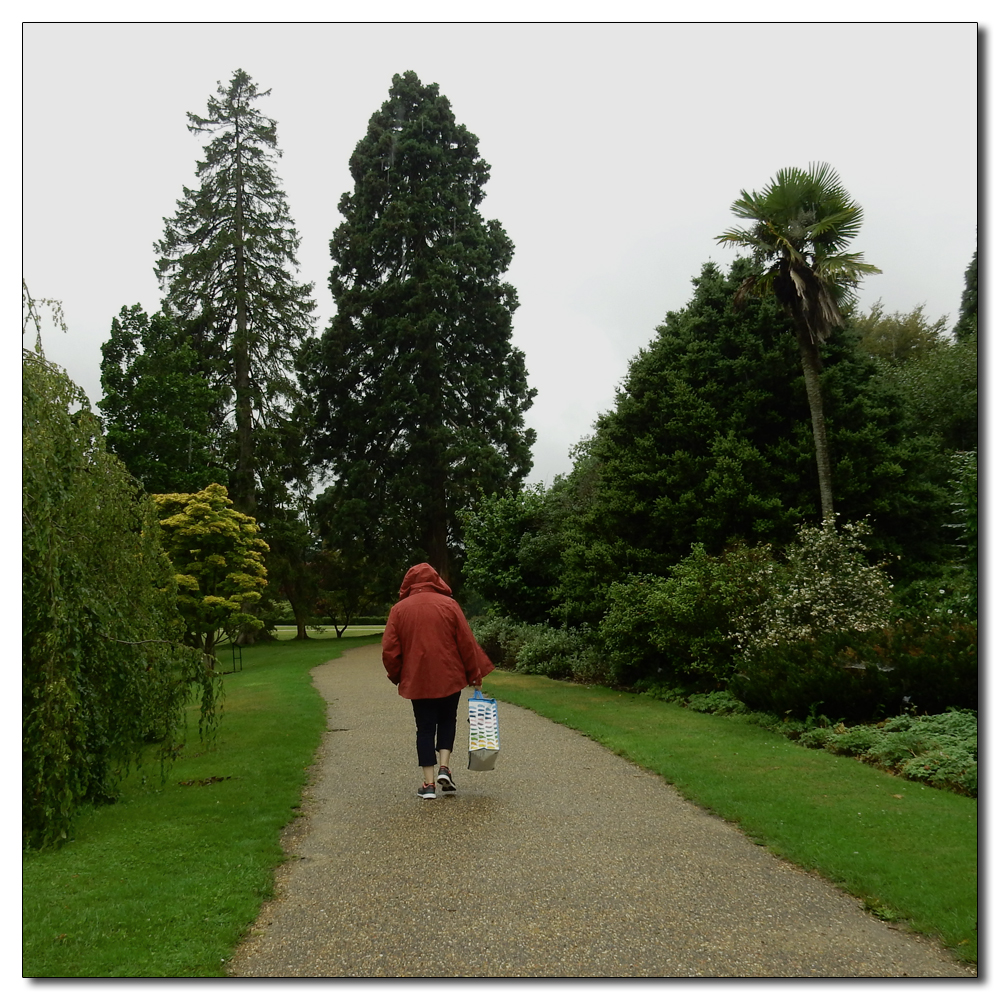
left=483, top=670, right=978, bottom=967
left=269, top=625, right=384, bottom=639
left=22, top=634, right=381, bottom=978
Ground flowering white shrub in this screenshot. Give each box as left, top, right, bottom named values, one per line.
left=732, top=518, right=893, bottom=652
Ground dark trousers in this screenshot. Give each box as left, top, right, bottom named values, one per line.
left=411, top=691, right=462, bottom=767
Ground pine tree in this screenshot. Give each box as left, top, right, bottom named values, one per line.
left=154, top=69, right=315, bottom=515
left=301, top=71, right=535, bottom=586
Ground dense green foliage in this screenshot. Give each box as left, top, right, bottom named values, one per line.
left=866, top=247, right=976, bottom=455
left=99, top=304, right=225, bottom=492
left=153, top=68, right=315, bottom=515
left=258, top=509, right=323, bottom=639
left=98, top=69, right=324, bottom=648
left=23, top=349, right=218, bottom=848
left=472, top=512, right=976, bottom=726
left=852, top=301, right=949, bottom=363
left=22, top=635, right=381, bottom=977
left=460, top=483, right=562, bottom=622
left=949, top=448, right=978, bottom=602
left=153, top=484, right=270, bottom=657
left=731, top=519, right=893, bottom=652
left=727, top=625, right=977, bottom=724
left=875, top=337, right=977, bottom=453
left=472, top=615, right=604, bottom=682
left=598, top=543, right=773, bottom=687
left=301, top=70, right=535, bottom=590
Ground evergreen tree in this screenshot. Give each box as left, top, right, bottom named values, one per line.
left=99, top=304, right=224, bottom=493
left=953, top=248, right=978, bottom=342
left=301, top=71, right=535, bottom=587
left=154, top=69, right=315, bottom=515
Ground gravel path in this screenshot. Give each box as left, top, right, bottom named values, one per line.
left=227, top=644, right=973, bottom=978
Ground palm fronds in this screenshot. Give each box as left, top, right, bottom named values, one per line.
left=716, top=162, right=881, bottom=329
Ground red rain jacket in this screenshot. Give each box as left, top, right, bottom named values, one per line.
left=382, top=563, right=494, bottom=700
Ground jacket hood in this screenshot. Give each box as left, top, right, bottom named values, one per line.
left=399, top=563, right=452, bottom=600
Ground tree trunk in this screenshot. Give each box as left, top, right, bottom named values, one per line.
left=231, top=136, right=259, bottom=647
left=232, top=139, right=255, bottom=516
left=426, top=526, right=450, bottom=586
left=795, top=327, right=835, bottom=522
left=294, top=615, right=311, bottom=640
left=422, top=464, right=451, bottom=585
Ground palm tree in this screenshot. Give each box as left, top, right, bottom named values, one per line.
left=716, top=162, right=881, bottom=521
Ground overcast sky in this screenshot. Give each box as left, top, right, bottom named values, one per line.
left=22, top=20, right=978, bottom=488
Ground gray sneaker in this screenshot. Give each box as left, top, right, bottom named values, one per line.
left=418, top=782, right=436, bottom=799
left=436, top=766, right=457, bottom=793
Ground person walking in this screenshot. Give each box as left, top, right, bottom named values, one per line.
left=382, top=563, right=494, bottom=799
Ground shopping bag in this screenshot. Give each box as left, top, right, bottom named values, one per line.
left=468, top=689, right=500, bottom=770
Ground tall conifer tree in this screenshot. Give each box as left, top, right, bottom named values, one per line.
left=154, top=69, right=315, bottom=515
left=302, top=71, right=535, bottom=586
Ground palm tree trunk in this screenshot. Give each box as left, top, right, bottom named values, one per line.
left=795, top=328, right=835, bottom=522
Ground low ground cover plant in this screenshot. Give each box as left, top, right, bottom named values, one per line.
left=647, top=686, right=977, bottom=799
left=797, top=710, right=977, bottom=797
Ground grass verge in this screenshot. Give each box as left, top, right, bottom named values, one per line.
left=22, top=634, right=381, bottom=978
left=483, top=670, right=978, bottom=967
